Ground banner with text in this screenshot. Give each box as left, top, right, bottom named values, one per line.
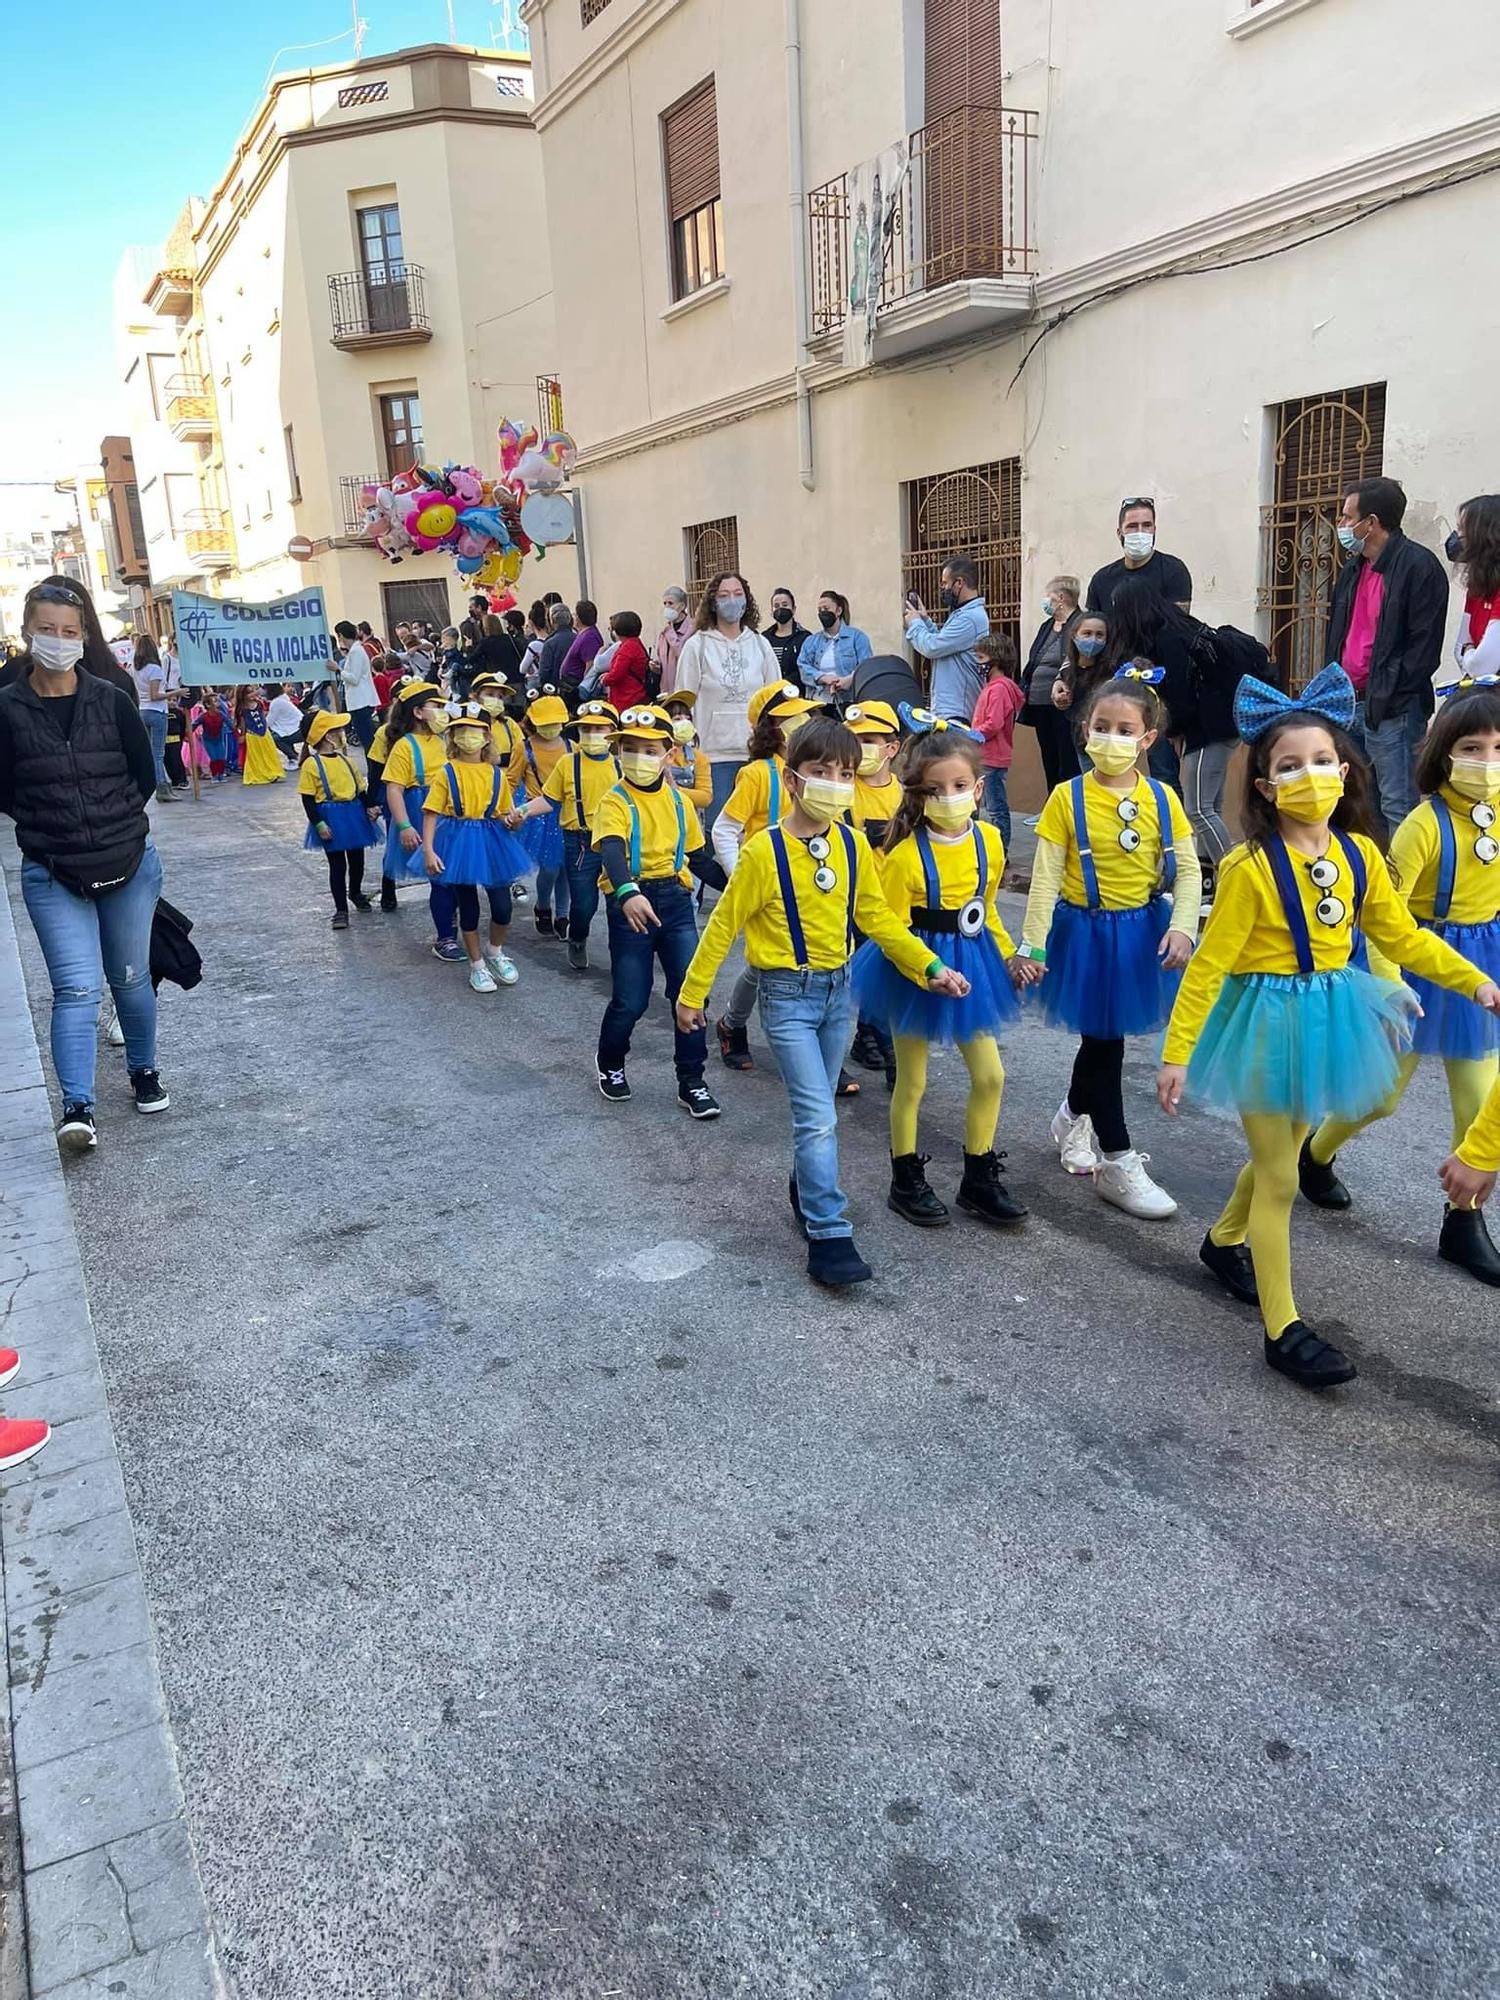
left=171, top=587, right=336, bottom=685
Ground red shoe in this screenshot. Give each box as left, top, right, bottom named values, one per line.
left=0, top=1350, right=18, bottom=1390
left=0, top=1418, right=49, bottom=1471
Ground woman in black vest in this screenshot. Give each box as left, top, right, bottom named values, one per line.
left=0, top=582, right=166, bottom=1152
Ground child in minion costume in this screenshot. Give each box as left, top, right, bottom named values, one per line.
left=517, top=697, right=621, bottom=972
left=381, top=680, right=462, bottom=958
left=663, top=689, right=713, bottom=812
left=1159, top=665, right=1500, bottom=1391
left=851, top=707, right=1027, bottom=1227
left=711, top=678, right=822, bottom=1074
left=511, top=688, right=572, bottom=939
left=299, top=710, right=382, bottom=929
left=592, top=705, right=719, bottom=1120
left=844, top=698, right=905, bottom=1086
left=420, top=700, right=533, bottom=993
left=1298, top=677, right=1500, bottom=1285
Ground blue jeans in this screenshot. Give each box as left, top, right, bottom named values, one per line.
left=1354, top=699, right=1424, bottom=833
left=21, top=842, right=162, bottom=1110
left=535, top=862, right=571, bottom=923
left=758, top=967, right=854, bottom=1240
left=564, top=831, right=602, bottom=942
left=981, top=768, right=1011, bottom=851
left=706, top=759, right=745, bottom=834
left=598, top=880, right=706, bottom=1081
left=142, top=708, right=168, bottom=789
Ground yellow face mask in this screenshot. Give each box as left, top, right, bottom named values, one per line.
left=478, top=693, right=504, bottom=715
left=1085, top=734, right=1140, bottom=777
left=577, top=730, right=613, bottom=756
left=535, top=725, right=564, bottom=741
left=1272, top=766, right=1345, bottom=823
left=924, top=792, right=976, bottom=830
left=671, top=718, right=696, bottom=745
left=620, top=750, right=664, bottom=785
left=858, top=745, right=885, bottom=777
left=1449, top=757, right=1500, bottom=804
left=449, top=726, right=489, bottom=756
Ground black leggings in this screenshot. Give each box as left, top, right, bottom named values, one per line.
left=1068, top=1036, right=1128, bottom=1154
left=1031, top=704, right=1081, bottom=791
left=454, top=883, right=514, bottom=932
left=325, top=849, right=365, bottom=912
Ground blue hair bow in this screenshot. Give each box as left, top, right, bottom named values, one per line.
left=897, top=702, right=984, bottom=744
left=1436, top=671, right=1500, bottom=700
left=1233, top=661, right=1356, bottom=744
left=1112, top=664, right=1165, bottom=685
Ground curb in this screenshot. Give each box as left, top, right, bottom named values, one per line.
left=0, top=862, right=228, bottom=1998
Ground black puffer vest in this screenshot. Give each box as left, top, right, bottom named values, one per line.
left=0, top=674, right=148, bottom=885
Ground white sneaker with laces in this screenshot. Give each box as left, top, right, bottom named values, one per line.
left=106, top=1013, right=125, bottom=1049
left=468, top=961, right=498, bottom=994
left=1048, top=1104, right=1099, bottom=1175
left=1095, top=1150, right=1178, bottom=1219
left=486, top=949, right=519, bottom=987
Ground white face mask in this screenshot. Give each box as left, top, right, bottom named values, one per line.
left=1122, top=530, right=1155, bottom=560
left=30, top=632, right=84, bottom=674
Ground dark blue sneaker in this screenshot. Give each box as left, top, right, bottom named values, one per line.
left=431, top=938, right=467, bottom=963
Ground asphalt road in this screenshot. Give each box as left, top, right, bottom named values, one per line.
left=9, top=780, right=1500, bottom=2000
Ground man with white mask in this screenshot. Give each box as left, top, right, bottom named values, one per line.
left=1087, top=497, right=1193, bottom=616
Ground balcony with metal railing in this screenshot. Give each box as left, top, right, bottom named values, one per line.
left=328, top=264, right=433, bottom=350
left=338, top=476, right=379, bottom=542
left=165, top=373, right=216, bottom=442
left=183, top=508, right=233, bottom=568
left=808, top=105, right=1037, bottom=362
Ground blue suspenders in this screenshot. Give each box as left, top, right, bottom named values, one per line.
left=313, top=753, right=335, bottom=803
left=914, top=823, right=987, bottom=908
left=410, top=738, right=427, bottom=789
left=1068, top=776, right=1175, bottom=911
left=572, top=751, right=619, bottom=844
left=1265, top=830, right=1367, bottom=975
left=1431, top=796, right=1458, bottom=922
left=440, top=763, right=502, bottom=819
left=765, top=758, right=782, bottom=827
left=768, top=821, right=857, bottom=968
left=612, top=782, right=687, bottom=881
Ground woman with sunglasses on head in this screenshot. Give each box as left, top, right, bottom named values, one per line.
left=0, top=581, right=168, bottom=1152
left=0, top=575, right=137, bottom=704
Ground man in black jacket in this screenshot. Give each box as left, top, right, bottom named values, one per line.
left=1325, top=476, right=1448, bottom=831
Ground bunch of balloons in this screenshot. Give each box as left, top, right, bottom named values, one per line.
left=358, top=422, right=579, bottom=588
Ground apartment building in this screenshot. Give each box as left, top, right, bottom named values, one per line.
left=120, top=41, right=576, bottom=642
left=524, top=0, right=1500, bottom=721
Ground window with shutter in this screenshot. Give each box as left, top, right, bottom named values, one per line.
left=662, top=79, right=725, bottom=301
left=923, top=0, right=1004, bottom=287
left=924, top=0, right=1000, bottom=121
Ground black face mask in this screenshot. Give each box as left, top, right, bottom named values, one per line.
left=940, top=587, right=960, bottom=612
left=817, top=608, right=838, bottom=630
left=773, top=606, right=794, bottom=626
left=1446, top=530, right=1464, bottom=564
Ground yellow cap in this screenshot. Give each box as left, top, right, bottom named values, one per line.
left=306, top=710, right=351, bottom=748
left=574, top=699, right=621, bottom=726
left=749, top=680, right=820, bottom=728
left=445, top=701, right=490, bottom=731
left=843, top=699, right=901, bottom=737
left=469, top=672, right=514, bottom=694
left=663, top=687, right=698, bottom=710
left=615, top=703, right=675, bottom=741
left=399, top=680, right=443, bottom=707
left=528, top=694, right=569, bottom=729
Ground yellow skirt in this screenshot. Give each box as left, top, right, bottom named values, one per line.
left=242, top=729, right=284, bottom=785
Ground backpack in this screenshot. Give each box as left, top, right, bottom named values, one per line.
left=1204, top=623, right=1275, bottom=690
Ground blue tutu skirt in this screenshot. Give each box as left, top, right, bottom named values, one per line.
left=383, top=785, right=430, bottom=880
left=849, top=927, right=1020, bottom=1046
left=431, top=816, right=536, bottom=887
left=303, top=799, right=380, bottom=853
left=519, top=803, right=564, bottom=872
left=1036, top=897, right=1178, bottom=1040
left=1187, top=965, right=1417, bottom=1122
left=1406, top=916, right=1500, bottom=1060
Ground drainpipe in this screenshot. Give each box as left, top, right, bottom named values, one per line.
left=785, top=0, right=815, bottom=492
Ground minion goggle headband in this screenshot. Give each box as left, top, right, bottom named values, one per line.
left=575, top=701, right=620, bottom=724
left=1436, top=672, right=1500, bottom=701
left=896, top=703, right=985, bottom=745
left=617, top=705, right=672, bottom=739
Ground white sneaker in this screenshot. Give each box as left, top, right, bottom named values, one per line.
left=1049, top=1105, right=1099, bottom=1175
left=485, top=949, right=519, bottom=987
left=105, top=1013, right=125, bottom=1049
left=1095, top=1150, right=1178, bottom=1220
left=511, top=882, right=530, bottom=904
left=468, top=961, right=498, bottom=994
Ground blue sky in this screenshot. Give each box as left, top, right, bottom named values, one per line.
left=0, top=0, right=523, bottom=483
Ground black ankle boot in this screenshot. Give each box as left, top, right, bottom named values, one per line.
left=849, top=1021, right=886, bottom=1071
left=1298, top=1137, right=1351, bottom=1211
left=888, top=1153, right=950, bottom=1227
left=1439, top=1204, right=1500, bottom=1287
left=955, top=1148, right=1028, bottom=1224
left=1265, top=1321, right=1357, bottom=1391
left=716, top=1015, right=753, bottom=1072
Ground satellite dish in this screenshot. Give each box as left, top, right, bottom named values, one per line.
left=520, top=493, right=575, bottom=548
left=849, top=653, right=924, bottom=714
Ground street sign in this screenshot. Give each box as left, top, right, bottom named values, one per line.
left=287, top=535, right=315, bottom=561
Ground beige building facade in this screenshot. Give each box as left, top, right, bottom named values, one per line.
left=120, top=42, right=577, bottom=643
left=524, top=0, right=1500, bottom=760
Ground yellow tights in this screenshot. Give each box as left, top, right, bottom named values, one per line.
left=1310, top=1053, right=1498, bottom=1162
left=890, top=1034, right=1004, bottom=1157
left=1209, top=1115, right=1309, bottom=1340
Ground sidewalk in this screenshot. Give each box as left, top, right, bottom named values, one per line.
left=0, top=849, right=227, bottom=1998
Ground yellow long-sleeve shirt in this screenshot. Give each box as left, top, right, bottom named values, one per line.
left=541, top=746, right=621, bottom=832
left=422, top=758, right=517, bottom=820
left=1021, top=772, right=1201, bottom=952
left=667, top=746, right=713, bottom=810
left=1388, top=788, right=1500, bottom=925
left=507, top=734, right=567, bottom=801
left=595, top=777, right=703, bottom=889
left=720, top=755, right=789, bottom=841
left=382, top=729, right=446, bottom=793
left=679, top=823, right=939, bottom=1010
left=1162, top=833, right=1491, bottom=1064
left=851, top=771, right=902, bottom=835
left=1456, top=1073, right=1500, bottom=1172
left=879, top=822, right=1018, bottom=956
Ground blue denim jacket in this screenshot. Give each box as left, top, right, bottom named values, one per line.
left=906, top=596, right=988, bottom=720
left=796, top=625, right=873, bottom=694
